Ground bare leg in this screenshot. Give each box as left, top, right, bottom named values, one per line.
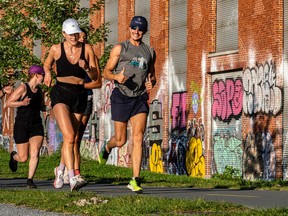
left=130, top=113, right=147, bottom=177
left=13, top=143, right=29, bottom=163
left=106, top=121, right=127, bottom=151
left=28, top=136, right=43, bottom=179
left=53, top=104, right=81, bottom=171
left=74, top=114, right=90, bottom=171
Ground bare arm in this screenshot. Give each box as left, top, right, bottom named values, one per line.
left=6, top=83, right=30, bottom=108
left=103, top=44, right=128, bottom=83
left=79, top=44, right=98, bottom=81
left=43, top=44, right=57, bottom=87
left=84, top=55, right=102, bottom=89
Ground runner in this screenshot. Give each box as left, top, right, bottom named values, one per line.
left=100, top=16, right=156, bottom=193
left=7, top=65, right=45, bottom=189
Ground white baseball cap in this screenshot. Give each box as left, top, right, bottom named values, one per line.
left=62, top=18, right=82, bottom=34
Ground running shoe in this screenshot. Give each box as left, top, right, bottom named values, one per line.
left=53, top=167, right=64, bottom=189
left=70, top=176, right=86, bottom=192
left=127, top=178, right=143, bottom=194
left=63, top=168, right=69, bottom=184
left=76, top=175, right=88, bottom=188
left=9, top=151, right=18, bottom=172
left=27, top=179, right=37, bottom=189
left=99, top=145, right=110, bottom=165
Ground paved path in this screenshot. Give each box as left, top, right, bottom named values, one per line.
left=1, top=178, right=288, bottom=214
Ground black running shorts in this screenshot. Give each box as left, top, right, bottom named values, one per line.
left=110, top=88, right=149, bottom=122
left=50, top=82, right=87, bottom=114
left=83, top=95, right=93, bottom=116
left=13, top=118, right=44, bottom=144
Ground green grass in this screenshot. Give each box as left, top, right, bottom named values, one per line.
left=1, top=148, right=288, bottom=215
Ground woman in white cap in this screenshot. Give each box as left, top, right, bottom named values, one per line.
left=7, top=65, right=45, bottom=189
left=43, top=18, right=98, bottom=191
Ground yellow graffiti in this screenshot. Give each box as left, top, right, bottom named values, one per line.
left=149, top=143, right=163, bottom=173
left=186, top=137, right=205, bottom=178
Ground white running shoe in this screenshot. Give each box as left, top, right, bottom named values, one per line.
left=63, top=168, right=69, bottom=185
left=76, top=175, right=88, bottom=188
left=70, top=176, right=79, bottom=191
left=53, top=167, right=64, bottom=189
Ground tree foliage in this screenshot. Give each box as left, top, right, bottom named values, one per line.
left=0, top=0, right=110, bottom=85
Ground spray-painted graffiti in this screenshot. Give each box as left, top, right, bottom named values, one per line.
left=243, top=60, right=282, bottom=115
left=192, top=92, right=199, bottom=114
left=144, top=99, right=163, bottom=172
left=166, top=133, right=187, bottom=175
left=212, top=74, right=243, bottom=175
left=186, top=118, right=205, bottom=178
left=165, top=91, right=189, bottom=175
left=103, top=81, right=114, bottom=113
left=171, top=92, right=187, bottom=132
left=213, top=131, right=243, bottom=174
left=243, top=131, right=276, bottom=180
left=0, top=134, right=10, bottom=151
left=212, top=78, right=243, bottom=122
left=189, top=80, right=202, bottom=115
left=118, top=143, right=130, bottom=167
left=149, top=143, right=163, bottom=173
left=80, top=138, right=98, bottom=160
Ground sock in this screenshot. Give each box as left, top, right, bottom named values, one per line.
left=74, top=169, right=80, bottom=176
left=68, top=169, right=75, bottom=180
left=58, top=163, right=65, bottom=171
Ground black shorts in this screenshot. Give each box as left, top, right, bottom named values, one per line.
left=50, top=82, right=87, bottom=113
left=14, top=118, right=44, bottom=144
left=111, top=88, right=149, bottom=122
left=83, top=95, right=93, bottom=116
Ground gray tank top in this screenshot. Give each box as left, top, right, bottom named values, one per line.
left=114, top=40, right=154, bottom=97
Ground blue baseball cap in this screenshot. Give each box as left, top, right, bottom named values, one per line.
left=130, top=16, right=148, bottom=32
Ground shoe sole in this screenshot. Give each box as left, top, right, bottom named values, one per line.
left=53, top=168, right=64, bottom=189
left=127, top=184, right=143, bottom=194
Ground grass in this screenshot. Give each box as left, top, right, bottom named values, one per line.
left=1, top=148, right=288, bottom=215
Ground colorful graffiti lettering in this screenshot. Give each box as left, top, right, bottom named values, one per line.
left=149, top=143, right=163, bottom=173
left=243, top=60, right=282, bottom=115
left=171, top=92, right=187, bottom=132
left=212, top=78, right=243, bottom=122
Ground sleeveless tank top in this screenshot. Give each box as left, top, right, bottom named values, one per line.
left=56, top=43, right=87, bottom=79
left=114, top=40, right=154, bottom=97
left=16, top=83, right=42, bottom=121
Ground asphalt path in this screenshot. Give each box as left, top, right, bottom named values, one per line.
left=0, top=178, right=288, bottom=215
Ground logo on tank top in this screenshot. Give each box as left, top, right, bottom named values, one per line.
left=130, top=56, right=148, bottom=69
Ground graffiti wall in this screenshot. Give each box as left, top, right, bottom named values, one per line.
left=242, top=61, right=281, bottom=181
left=211, top=71, right=243, bottom=175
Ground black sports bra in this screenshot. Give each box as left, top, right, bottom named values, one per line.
left=55, top=43, right=87, bottom=79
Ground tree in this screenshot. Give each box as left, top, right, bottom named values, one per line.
left=0, top=0, right=110, bottom=85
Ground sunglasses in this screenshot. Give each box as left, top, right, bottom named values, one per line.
left=130, top=26, right=144, bottom=32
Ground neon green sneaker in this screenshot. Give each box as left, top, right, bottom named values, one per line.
left=99, top=145, right=110, bottom=165
left=127, top=178, right=143, bottom=194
